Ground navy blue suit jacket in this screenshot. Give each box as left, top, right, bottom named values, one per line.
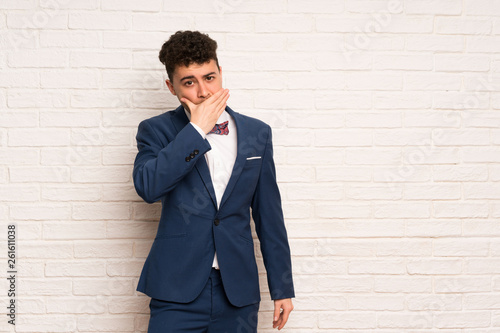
left=133, top=105, right=294, bottom=307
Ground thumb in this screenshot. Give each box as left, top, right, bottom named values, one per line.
left=273, top=302, right=281, bottom=322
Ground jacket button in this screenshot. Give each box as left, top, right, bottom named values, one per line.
left=194, top=149, right=199, bottom=155
left=214, top=219, right=220, bottom=226
left=185, top=156, right=191, bottom=162
left=190, top=153, right=195, bottom=158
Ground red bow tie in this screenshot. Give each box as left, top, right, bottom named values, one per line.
left=208, top=121, right=229, bottom=135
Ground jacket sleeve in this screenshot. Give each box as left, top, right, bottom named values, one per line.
left=132, top=119, right=211, bottom=204
left=251, top=125, right=295, bottom=300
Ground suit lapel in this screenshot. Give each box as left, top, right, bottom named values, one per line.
left=170, top=106, right=218, bottom=209
left=218, top=106, right=248, bottom=210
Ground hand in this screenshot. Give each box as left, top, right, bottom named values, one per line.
left=180, top=88, right=230, bottom=134
left=272, top=298, right=293, bottom=330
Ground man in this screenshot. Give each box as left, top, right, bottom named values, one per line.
left=133, top=30, right=294, bottom=332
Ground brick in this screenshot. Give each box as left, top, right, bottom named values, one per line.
left=40, top=0, right=99, bottom=10
left=7, top=10, right=67, bottom=29
left=404, top=73, right=462, bottom=91
left=435, top=55, right=490, bottom=72
left=69, top=12, right=131, bottom=30
left=132, top=13, right=190, bottom=31
left=433, top=202, right=489, bottom=218
left=18, top=240, right=73, bottom=258
left=40, top=31, right=100, bottom=48
left=255, top=54, right=312, bottom=71
left=347, top=112, right=401, bottom=128
left=0, top=0, right=36, bottom=9
left=42, top=184, right=101, bottom=201
left=71, top=127, right=132, bottom=146
left=103, top=31, right=166, bottom=49
left=315, top=129, right=372, bottom=147
left=288, top=0, right=343, bottom=13
left=374, top=202, right=431, bottom=218
left=433, top=165, right=488, bottom=181
left=43, top=221, right=106, bottom=240
left=346, top=148, right=401, bottom=165
left=0, top=71, right=39, bottom=88
left=435, top=311, right=490, bottom=329
left=402, top=146, right=460, bottom=164
left=8, top=49, right=68, bottom=68
left=8, top=128, right=70, bottom=146
left=102, top=0, right=161, bottom=11
left=374, top=129, right=430, bottom=146
left=0, top=110, right=38, bottom=126
left=45, top=260, right=105, bottom=277
left=404, top=184, right=461, bottom=200
left=73, top=202, right=131, bottom=220
left=315, top=91, right=372, bottom=109
left=103, top=147, right=137, bottom=165
left=70, top=51, right=132, bottom=69
left=374, top=165, right=431, bottom=182
left=374, top=276, right=432, bottom=293
left=71, top=166, right=131, bottom=183
left=346, top=73, right=402, bottom=90
left=374, top=54, right=433, bottom=70
left=41, top=147, right=101, bottom=166
left=40, top=110, right=100, bottom=127
left=347, top=184, right=403, bottom=200
left=316, top=53, right=372, bottom=70
left=406, top=35, right=464, bottom=52
left=107, top=221, right=157, bottom=239
left=436, top=17, right=492, bottom=35
left=407, top=259, right=462, bottom=275
left=465, top=0, right=500, bottom=16
left=434, top=238, right=489, bottom=256
left=346, top=0, right=403, bottom=13
left=8, top=90, right=68, bottom=108
left=468, top=36, right=500, bottom=53
left=74, top=240, right=133, bottom=258
left=102, top=70, right=163, bottom=89
left=316, top=203, right=372, bottom=218
left=316, top=166, right=371, bottom=181
left=73, top=278, right=135, bottom=296
left=408, top=294, right=461, bottom=311
left=16, top=315, right=76, bottom=332
left=10, top=166, right=70, bottom=182
left=71, top=91, right=131, bottom=108
left=107, top=260, right=144, bottom=277
left=433, top=129, right=490, bottom=146
left=0, top=184, right=39, bottom=201
left=374, top=92, right=432, bottom=109
left=195, top=15, right=253, bottom=33
left=77, top=315, right=135, bottom=332
left=46, top=296, right=106, bottom=314
left=287, top=34, right=344, bottom=52
left=463, top=147, right=500, bottom=163
left=40, top=70, right=99, bottom=89
left=255, top=15, right=313, bottom=33
left=405, top=0, right=462, bottom=15
left=10, top=203, right=71, bottom=220
left=349, top=295, right=404, bottom=311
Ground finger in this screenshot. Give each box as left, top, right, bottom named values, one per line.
left=215, top=90, right=230, bottom=113
left=205, top=87, right=226, bottom=104
left=278, top=309, right=291, bottom=330
left=273, top=303, right=281, bottom=324
left=180, top=97, right=194, bottom=110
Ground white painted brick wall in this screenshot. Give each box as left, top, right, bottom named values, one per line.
left=1, top=0, right=500, bottom=332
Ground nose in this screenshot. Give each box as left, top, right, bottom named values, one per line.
left=198, top=81, right=210, bottom=99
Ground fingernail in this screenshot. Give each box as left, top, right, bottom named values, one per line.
left=274, top=316, right=278, bottom=321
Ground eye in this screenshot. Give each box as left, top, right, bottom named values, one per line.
left=206, top=76, right=215, bottom=81
left=184, top=80, right=194, bottom=86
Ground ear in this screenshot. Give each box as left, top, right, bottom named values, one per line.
left=165, top=79, right=176, bottom=96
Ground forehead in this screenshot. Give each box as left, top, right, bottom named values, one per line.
left=173, top=59, right=219, bottom=80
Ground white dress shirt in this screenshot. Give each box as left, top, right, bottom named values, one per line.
left=184, top=108, right=237, bottom=270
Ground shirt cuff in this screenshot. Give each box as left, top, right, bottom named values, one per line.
left=190, top=122, right=206, bottom=140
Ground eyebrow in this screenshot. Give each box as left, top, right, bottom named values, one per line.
left=180, top=72, right=217, bottom=82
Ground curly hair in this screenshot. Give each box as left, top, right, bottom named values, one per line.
left=159, top=30, right=220, bottom=80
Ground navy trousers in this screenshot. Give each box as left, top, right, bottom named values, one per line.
left=147, top=268, right=260, bottom=333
